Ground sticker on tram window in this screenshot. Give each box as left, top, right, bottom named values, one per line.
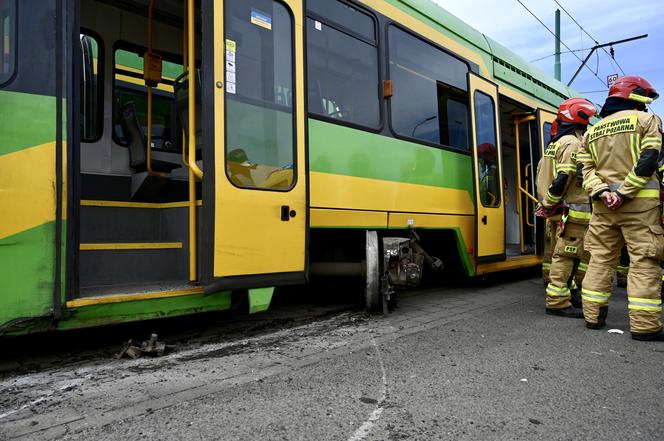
left=226, top=60, right=236, bottom=73
left=225, top=39, right=237, bottom=52
left=226, top=82, right=236, bottom=94
left=226, top=50, right=235, bottom=62
left=314, top=20, right=322, bottom=31
left=226, top=71, right=236, bottom=84
left=250, top=9, right=272, bottom=30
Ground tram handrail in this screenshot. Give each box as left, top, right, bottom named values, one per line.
left=184, top=0, right=202, bottom=282
left=523, top=163, right=535, bottom=227
left=514, top=115, right=537, bottom=253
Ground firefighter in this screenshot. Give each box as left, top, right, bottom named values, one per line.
left=577, top=75, right=663, bottom=340
left=536, top=98, right=597, bottom=318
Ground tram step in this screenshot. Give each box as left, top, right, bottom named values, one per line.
left=78, top=242, right=188, bottom=289
left=80, top=201, right=198, bottom=243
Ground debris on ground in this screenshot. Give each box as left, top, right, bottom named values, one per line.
left=116, top=334, right=171, bottom=359
left=607, top=329, right=625, bottom=335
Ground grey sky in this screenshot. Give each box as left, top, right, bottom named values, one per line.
left=431, top=0, right=664, bottom=116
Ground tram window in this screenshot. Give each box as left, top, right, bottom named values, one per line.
left=225, top=0, right=295, bottom=191
left=80, top=34, right=102, bottom=142
left=307, top=0, right=375, bottom=43
left=543, top=122, right=553, bottom=146
left=306, top=11, right=379, bottom=128
left=474, top=91, right=500, bottom=208
left=388, top=26, right=470, bottom=149
left=113, top=48, right=184, bottom=152
left=0, top=0, right=16, bottom=86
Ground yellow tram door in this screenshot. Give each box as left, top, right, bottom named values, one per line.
left=536, top=109, right=557, bottom=156
left=469, top=73, right=505, bottom=262
left=211, top=0, right=307, bottom=287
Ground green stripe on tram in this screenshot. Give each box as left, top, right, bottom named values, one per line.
left=0, top=91, right=57, bottom=156
left=309, top=119, right=474, bottom=194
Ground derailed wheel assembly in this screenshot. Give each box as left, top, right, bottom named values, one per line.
left=365, top=228, right=443, bottom=314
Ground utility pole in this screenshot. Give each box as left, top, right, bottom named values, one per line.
left=554, top=9, right=561, bottom=81
left=567, top=34, right=648, bottom=87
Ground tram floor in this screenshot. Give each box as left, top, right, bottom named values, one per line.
left=2, top=270, right=663, bottom=440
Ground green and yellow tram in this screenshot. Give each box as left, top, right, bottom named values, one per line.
left=0, top=0, right=578, bottom=335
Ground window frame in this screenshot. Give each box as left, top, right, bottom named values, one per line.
left=80, top=28, right=105, bottom=143
left=305, top=0, right=383, bottom=133
left=223, top=0, right=299, bottom=193
left=386, top=23, right=473, bottom=155
left=473, top=89, right=501, bottom=208
left=0, top=0, right=17, bottom=88
left=111, top=41, right=187, bottom=150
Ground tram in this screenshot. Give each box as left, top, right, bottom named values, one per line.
left=0, top=0, right=579, bottom=334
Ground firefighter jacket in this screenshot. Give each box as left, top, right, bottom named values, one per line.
left=578, top=110, right=663, bottom=213
left=536, top=131, right=590, bottom=224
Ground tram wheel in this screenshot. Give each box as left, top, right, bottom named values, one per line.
left=365, top=230, right=381, bottom=312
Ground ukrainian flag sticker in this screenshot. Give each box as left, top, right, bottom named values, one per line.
left=251, top=9, right=272, bottom=30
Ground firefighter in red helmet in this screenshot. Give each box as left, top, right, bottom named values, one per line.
left=577, top=75, right=664, bottom=340
left=536, top=97, right=597, bottom=318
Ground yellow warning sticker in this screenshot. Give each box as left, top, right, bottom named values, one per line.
left=225, top=39, right=237, bottom=52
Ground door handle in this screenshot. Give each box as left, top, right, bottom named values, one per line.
left=481, top=215, right=487, bottom=225
left=281, top=205, right=296, bottom=221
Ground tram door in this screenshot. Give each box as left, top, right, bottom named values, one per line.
left=211, top=0, right=307, bottom=287
left=535, top=109, right=557, bottom=254
left=469, top=73, right=505, bottom=262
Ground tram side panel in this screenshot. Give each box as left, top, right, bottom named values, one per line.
left=0, top=0, right=65, bottom=332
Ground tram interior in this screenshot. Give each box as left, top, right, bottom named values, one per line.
left=75, top=0, right=204, bottom=297
left=498, top=96, right=539, bottom=257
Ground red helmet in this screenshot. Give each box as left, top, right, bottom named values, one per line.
left=608, top=75, right=659, bottom=104
left=557, top=98, right=597, bottom=125
left=478, top=143, right=497, bottom=161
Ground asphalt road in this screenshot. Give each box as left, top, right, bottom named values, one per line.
left=2, top=273, right=664, bottom=440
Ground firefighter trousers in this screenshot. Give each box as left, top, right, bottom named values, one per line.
left=582, top=207, right=664, bottom=333
left=546, top=221, right=589, bottom=309
left=542, top=219, right=559, bottom=284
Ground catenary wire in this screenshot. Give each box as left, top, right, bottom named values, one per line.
left=515, top=0, right=608, bottom=88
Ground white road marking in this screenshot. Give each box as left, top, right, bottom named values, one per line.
left=347, top=336, right=388, bottom=441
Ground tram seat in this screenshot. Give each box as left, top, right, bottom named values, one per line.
left=119, top=103, right=181, bottom=173
left=174, top=70, right=203, bottom=156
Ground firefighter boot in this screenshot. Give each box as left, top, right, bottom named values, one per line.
left=585, top=306, right=608, bottom=330
left=546, top=306, right=585, bottom=318
left=631, top=330, right=664, bottom=341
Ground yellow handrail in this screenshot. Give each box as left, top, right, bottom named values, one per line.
left=186, top=0, right=203, bottom=282
left=187, top=0, right=203, bottom=180
left=514, top=115, right=537, bottom=253
left=523, top=163, right=535, bottom=227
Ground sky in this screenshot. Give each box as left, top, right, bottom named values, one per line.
left=431, top=0, right=664, bottom=116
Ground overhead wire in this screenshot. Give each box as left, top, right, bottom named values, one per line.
left=530, top=48, right=585, bottom=63
left=515, top=0, right=608, bottom=88
left=553, top=0, right=626, bottom=76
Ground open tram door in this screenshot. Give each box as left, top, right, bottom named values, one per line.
left=534, top=108, right=557, bottom=254
left=206, top=0, right=308, bottom=291
left=469, top=73, right=505, bottom=263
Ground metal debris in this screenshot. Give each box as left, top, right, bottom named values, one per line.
left=116, top=334, right=169, bottom=359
